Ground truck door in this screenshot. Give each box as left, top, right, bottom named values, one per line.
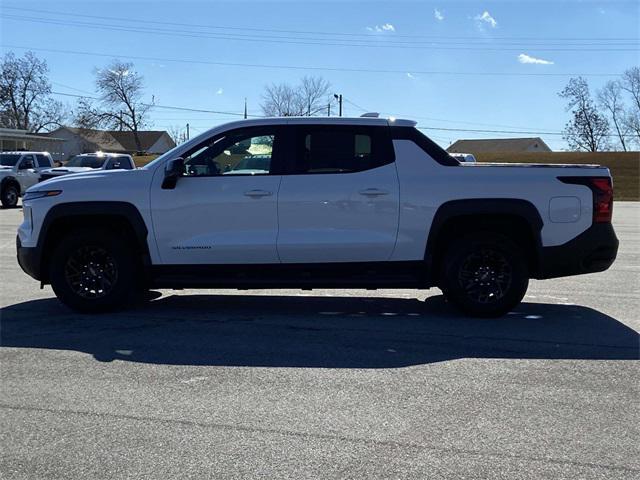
left=150, top=126, right=284, bottom=265
left=277, top=125, right=400, bottom=263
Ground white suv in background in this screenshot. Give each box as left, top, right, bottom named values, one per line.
left=39, top=152, right=136, bottom=181
left=450, top=153, right=477, bottom=163
left=0, top=152, right=54, bottom=208
left=18, top=117, right=618, bottom=317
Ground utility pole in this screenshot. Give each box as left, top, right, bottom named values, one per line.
left=186, top=123, right=190, bottom=140
left=333, top=94, right=343, bottom=117
left=244, top=98, right=248, bottom=119
left=327, top=102, right=331, bottom=117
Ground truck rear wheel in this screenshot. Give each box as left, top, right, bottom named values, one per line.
left=440, top=233, right=529, bottom=317
left=49, top=229, right=139, bottom=313
left=1, top=183, right=19, bottom=208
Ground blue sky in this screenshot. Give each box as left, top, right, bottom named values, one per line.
left=1, top=0, right=638, bottom=150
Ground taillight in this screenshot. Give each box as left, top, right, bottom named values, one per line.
left=558, top=176, right=614, bottom=224
left=590, top=178, right=613, bottom=223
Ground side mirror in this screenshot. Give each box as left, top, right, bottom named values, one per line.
left=161, top=157, right=184, bottom=190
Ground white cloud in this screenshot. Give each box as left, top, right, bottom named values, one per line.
left=434, top=8, right=444, bottom=21
left=216, top=88, right=224, bottom=95
left=475, top=11, right=497, bottom=29
left=406, top=72, right=416, bottom=79
left=518, top=53, right=554, bottom=65
left=367, top=23, right=395, bottom=33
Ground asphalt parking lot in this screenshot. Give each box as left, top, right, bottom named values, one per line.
left=1, top=203, right=638, bottom=479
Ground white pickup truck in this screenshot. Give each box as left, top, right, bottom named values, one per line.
left=17, top=117, right=618, bottom=316
left=39, top=152, right=136, bottom=182
left=0, top=151, right=54, bottom=207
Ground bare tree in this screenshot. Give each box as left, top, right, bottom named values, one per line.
left=75, top=60, right=152, bottom=152
left=621, top=66, right=640, bottom=111
left=620, top=67, right=640, bottom=147
left=0, top=51, right=67, bottom=132
left=598, top=80, right=629, bottom=151
left=300, top=76, right=332, bottom=115
left=261, top=83, right=304, bottom=116
left=559, top=77, right=610, bottom=152
left=261, top=76, right=331, bottom=116
left=167, top=125, right=187, bottom=145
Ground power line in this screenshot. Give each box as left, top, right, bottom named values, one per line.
left=1, top=45, right=623, bottom=78
left=2, top=14, right=638, bottom=52
left=4, top=5, right=638, bottom=42
left=417, top=126, right=635, bottom=138
left=380, top=111, right=561, bottom=131
left=343, top=99, right=370, bottom=113
left=50, top=90, right=262, bottom=117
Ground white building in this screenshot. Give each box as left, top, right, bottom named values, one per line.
left=0, top=128, right=66, bottom=162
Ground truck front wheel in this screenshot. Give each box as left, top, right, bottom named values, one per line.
left=440, top=233, right=529, bottom=317
left=1, top=183, right=19, bottom=208
left=49, top=229, right=139, bottom=313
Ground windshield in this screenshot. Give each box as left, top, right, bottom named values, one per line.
left=0, top=154, right=21, bottom=167
left=65, top=155, right=106, bottom=168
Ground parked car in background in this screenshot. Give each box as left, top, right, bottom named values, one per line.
left=0, top=152, right=54, bottom=208
left=39, top=152, right=135, bottom=181
left=450, top=153, right=477, bottom=163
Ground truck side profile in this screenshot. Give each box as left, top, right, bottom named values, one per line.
left=16, top=117, right=619, bottom=316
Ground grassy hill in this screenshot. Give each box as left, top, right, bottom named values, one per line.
left=475, top=151, right=640, bottom=201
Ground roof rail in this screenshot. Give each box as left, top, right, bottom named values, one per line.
left=360, top=112, right=380, bottom=118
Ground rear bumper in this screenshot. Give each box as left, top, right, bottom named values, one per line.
left=16, top=236, right=42, bottom=281
left=537, top=223, right=619, bottom=279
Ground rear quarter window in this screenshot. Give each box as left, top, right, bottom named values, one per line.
left=390, top=127, right=459, bottom=167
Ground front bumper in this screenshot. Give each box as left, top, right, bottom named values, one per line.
left=537, top=223, right=619, bottom=279
left=16, top=236, right=43, bottom=281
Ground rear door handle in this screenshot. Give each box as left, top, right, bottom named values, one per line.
left=244, top=189, right=273, bottom=198
left=358, top=188, right=389, bottom=197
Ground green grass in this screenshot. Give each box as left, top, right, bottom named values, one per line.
left=475, top=152, right=640, bottom=201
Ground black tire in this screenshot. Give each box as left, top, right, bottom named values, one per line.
left=439, top=232, right=529, bottom=318
left=1, top=183, right=19, bottom=208
left=49, top=228, right=140, bottom=313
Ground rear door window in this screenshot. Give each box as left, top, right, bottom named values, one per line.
left=35, top=154, right=52, bottom=168
left=289, top=126, right=394, bottom=174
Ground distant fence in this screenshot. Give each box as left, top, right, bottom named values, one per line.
left=476, top=152, right=640, bottom=201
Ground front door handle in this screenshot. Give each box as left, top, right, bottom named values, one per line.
left=358, top=188, right=389, bottom=197
left=244, top=189, right=273, bottom=198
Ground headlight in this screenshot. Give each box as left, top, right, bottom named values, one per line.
left=23, top=190, right=62, bottom=201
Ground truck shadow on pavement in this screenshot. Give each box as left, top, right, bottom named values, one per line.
left=1, top=294, right=638, bottom=367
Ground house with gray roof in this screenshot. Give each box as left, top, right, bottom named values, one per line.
left=47, top=127, right=176, bottom=160
left=447, top=137, right=551, bottom=154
